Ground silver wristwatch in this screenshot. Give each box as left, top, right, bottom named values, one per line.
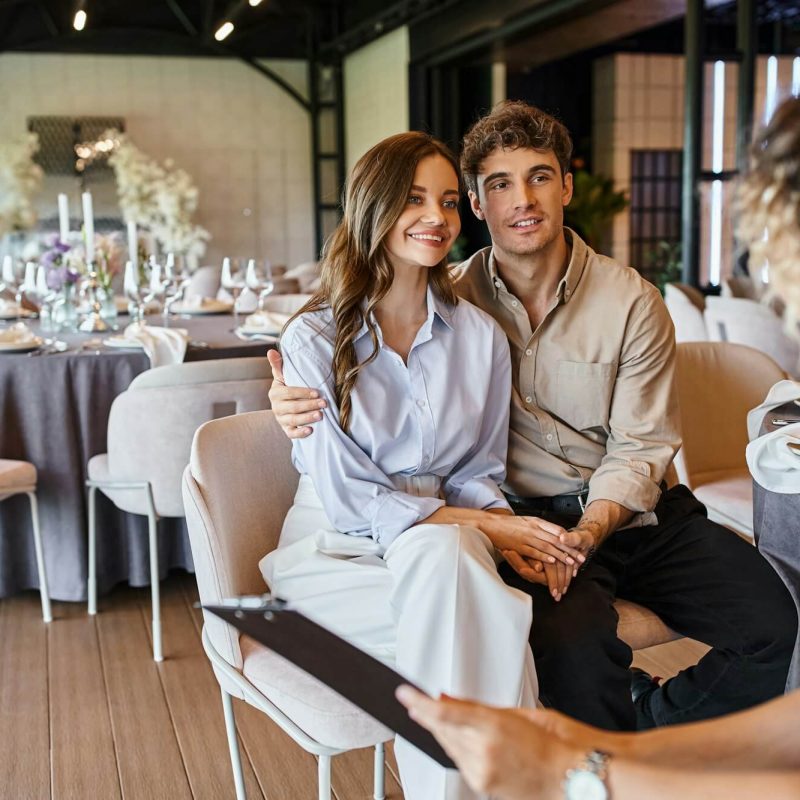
left=563, top=750, right=610, bottom=800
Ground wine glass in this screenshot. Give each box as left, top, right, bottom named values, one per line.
left=15, top=262, right=37, bottom=322
left=161, top=254, right=190, bottom=328
left=221, top=256, right=247, bottom=328
left=245, top=258, right=275, bottom=312
left=123, top=260, right=146, bottom=325
left=35, top=265, right=57, bottom=332
left=1, top=254, right=16, bottom=296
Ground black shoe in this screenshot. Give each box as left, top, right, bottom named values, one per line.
left=630, top=667, right=661, bottom=729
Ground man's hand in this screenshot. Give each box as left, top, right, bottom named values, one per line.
left=267, top=350, right=327, bottom=439
left=559, top=499, right=636, bottom=557
left=396, top=686, right=581, bottom=800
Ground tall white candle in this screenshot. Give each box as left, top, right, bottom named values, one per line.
left=1, top=255, right=13, bottom=286
left=82, top=191, right=95, bottom=264
left=23, top=261, right=37, bottom=292
left=58, top=193, right=70, bottom=242
left=127, top=220, right=138, bottom=271
left=36, top=265, right=49, bottom=296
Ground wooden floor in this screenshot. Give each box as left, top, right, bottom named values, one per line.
left=0, top=572, right=710, bottom=800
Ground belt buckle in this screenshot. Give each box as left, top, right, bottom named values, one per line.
left=577, top=493, right=587, bottom=514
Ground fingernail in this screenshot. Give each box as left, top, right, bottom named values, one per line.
left=548, top=556, right=555, bottom=563
left=318, top=400, right=326, bottom=408
left=310, top=391, right=318, bottom=398
left=573, top=569, right=578, bottom=577
left=566, top=557, right=575, bottom=565
left=578, top=554, right=586, bottom=562
left=314, top=412, right=322, bottom=420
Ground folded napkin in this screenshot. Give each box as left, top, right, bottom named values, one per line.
left=243, top=309, right=291, bottom=333
left=747, top=379, right=800, bottom=440
left=746, top=422, right=800, bottom=494
left=0, top=322, right=37, bottom=344
left=0, top=298, right=23, bottom=315
left=122, top=321, right=189, bottom=368
left=180, top=295, right=219, bottom=310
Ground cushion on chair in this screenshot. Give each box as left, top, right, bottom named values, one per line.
left=615, top=599, right=680, bottom=650
left=240, top=635, right=392, bottom=750
left=0, top=459, right=36, bottom=499
left=692, top=472, right=754, bottom=539
left=130, top=356, right=271, bottom=390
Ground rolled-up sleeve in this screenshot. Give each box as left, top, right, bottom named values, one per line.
left=281, top=329, right=445, bottom=548
left=443, top=323, right=512, bottom=512
left=587, top=288, right=682, bottom=512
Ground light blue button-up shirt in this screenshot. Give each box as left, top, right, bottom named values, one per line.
left=280, top=286, right=512, bottom=549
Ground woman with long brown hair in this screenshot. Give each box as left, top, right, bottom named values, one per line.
left=259, top=132, right=582, bottom=799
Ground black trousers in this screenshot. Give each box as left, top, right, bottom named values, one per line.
left=499, top=485, right=798, bottom=731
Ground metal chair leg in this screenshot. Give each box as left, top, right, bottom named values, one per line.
left=318, top=755, right=332, bottom=800
left=221, top=688, right=247, bottom=800
left=87, top=484, right=98, bottom=615
left=373, top=742, right=386, bottom=800
left=145, top=486, right=163, bottom=662
left=26, top=491, right=52, bottom=623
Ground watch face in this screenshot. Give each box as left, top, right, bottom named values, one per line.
left=565, top=770, right=607, bottom=800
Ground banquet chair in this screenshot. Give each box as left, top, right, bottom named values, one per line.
left=664, top=283, right=707, bottom=343
left=705, top=296, right=799, bottom=377
left=283, top=260, right=320, bottom=292
left=721, top=275, right=764, bottom=301
left=182, top=410, right=390, bottom=800
left=0, top=459, right=51, bottom=622
left=673, top=342, right=787, bottom=539
left=86, top=357, right=272, bottom=661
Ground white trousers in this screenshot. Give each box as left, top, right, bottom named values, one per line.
left=260, top=476, right=539, bottom=800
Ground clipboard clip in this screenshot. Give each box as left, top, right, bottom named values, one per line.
left=196, top=594, right=288, bottom=620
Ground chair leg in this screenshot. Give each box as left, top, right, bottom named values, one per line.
left=145, top=486, right=163, bottom=662
left=318, top=755, right=332, bottom=800
left=220, top=688, right=247, bottom=800
left=373, top=743, right=385, bottom=800
left=26, top=492, right=52, bottom=623
left=87, top=484, right=98, bottom=615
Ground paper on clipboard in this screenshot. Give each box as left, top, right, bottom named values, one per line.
left=204, top=599, right=456, bottom=769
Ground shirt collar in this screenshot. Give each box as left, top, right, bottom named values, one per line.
left=486, top=227, right=588, bottom=305
left=354, top=284, right=455, bottom=344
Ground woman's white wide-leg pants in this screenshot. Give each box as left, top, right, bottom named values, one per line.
left=260, top=476, right=538, bottom=800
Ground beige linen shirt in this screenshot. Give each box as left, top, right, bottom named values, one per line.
left=454, top=229, right=681, bottom=525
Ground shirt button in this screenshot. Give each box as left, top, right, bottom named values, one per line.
left=511, top=300, right=518, bottom=308
left=546, top=434, right=553, bottom=441
left=416, top=399, right=425, bottom=408
left=525, top=349, right=532, bottom=356
left=525, top=396, right=532, bottom=404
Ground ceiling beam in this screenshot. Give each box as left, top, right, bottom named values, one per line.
left=166, top=0, right=199, bottom=37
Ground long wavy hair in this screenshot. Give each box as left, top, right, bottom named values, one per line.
left=288, top=132, right=460, bottom=432
left=736, top=97, right=800, bottom=331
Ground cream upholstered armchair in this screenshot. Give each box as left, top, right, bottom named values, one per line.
left=664, top=283, right=707, bottom=343
left=86, top=357, right=272, bottom=661
left=182, top=410, right=390, bottom=800
left=673, top=342, right=787, bottom=538
left=0, top=459, right=51, bottom=622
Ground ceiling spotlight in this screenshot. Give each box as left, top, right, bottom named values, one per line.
left=214, top=21, right=234, bottom=41
left=73, top=9, right=87, bottom=30
left=249, top=0, right=263, bottom=5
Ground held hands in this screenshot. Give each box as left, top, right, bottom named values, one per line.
left=267, top=350, right=326, bottom=439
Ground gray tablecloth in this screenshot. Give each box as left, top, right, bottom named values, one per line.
left=0, top=315, right=272, bottom=601
left=753, top=401, right=800, bottom=691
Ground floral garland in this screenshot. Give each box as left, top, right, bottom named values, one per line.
left=105, top=130, right=210, bottom=261
left=0, top=133, right=44, bottom=238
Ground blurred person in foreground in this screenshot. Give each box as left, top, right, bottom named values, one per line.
left=397, top=96, right=800, bottom=800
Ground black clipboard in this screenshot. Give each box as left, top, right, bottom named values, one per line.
left=205, top=598, right=456, bottom=769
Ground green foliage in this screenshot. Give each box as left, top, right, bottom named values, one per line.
left=565, top=170, right=628, bottom=251
left=646, top=241, right=683, bottom=295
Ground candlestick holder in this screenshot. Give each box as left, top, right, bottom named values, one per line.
left=78, top=264, right=110, bottom=333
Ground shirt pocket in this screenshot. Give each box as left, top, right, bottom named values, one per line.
left=556, top=360, right=616, bottom=433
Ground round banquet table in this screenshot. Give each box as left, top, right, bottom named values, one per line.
left=753, top=400, right=800, bottom=690
left=0, top=314, right=274, bottom=602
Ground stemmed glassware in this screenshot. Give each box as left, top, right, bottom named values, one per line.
left=161, top=253, right=190, bottom=328
left=245, top=258, right=275, bottom=312
left=124, top=260, right=147, bottom=325
left=15, top=262, right=37, bottom=323
left=34, top=265, right=57, bottom=331
left=221, top=257, right=246, bottom=328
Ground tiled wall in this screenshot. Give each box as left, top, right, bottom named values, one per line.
left=343, top=27, right=409, bottom=170
left=593, top=52, right=797, bottom=283
left=0, top=53, right=314, bottom=268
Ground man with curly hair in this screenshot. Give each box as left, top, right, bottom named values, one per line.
left=269, top=100, right=797, bottom=733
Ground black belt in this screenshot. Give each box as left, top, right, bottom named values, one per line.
left=504, top=491, right=588, bottom=516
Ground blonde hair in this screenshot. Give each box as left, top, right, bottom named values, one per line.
left=736, top=97, right=800, bottom=330
left=288, top=132, right=459, bottom=432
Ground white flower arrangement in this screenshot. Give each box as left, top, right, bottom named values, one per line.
left=0, top=132, right=44, bottom=238
left=105, top=130, right=210, bottom=262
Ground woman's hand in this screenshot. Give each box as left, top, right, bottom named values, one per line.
left=396, top=686, right=582, bottom=800
left=267, top=350, right=327, bottom=439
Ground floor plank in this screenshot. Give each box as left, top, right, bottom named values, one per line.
left=49, top=601, right=122, bottom=800
left=633, top=637, right=711, bottom=679
left=96, top=586, right=193, bottom=800
left=0, top=595, right=50, bottom=799
left=139, top=579, right=264, bottom=800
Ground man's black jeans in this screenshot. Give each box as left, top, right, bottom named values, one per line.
left=499, top=485, right=798, bottom=731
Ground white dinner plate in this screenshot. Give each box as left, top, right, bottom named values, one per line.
left=0, top=308, right=36, bottom=321
left=0, top=336, right=44, bottom=353
left=172, top=299, right=233, bottom=315
left=236, top=326, right=279, bottom=339
left=103, top=336, right=144, bottom=349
